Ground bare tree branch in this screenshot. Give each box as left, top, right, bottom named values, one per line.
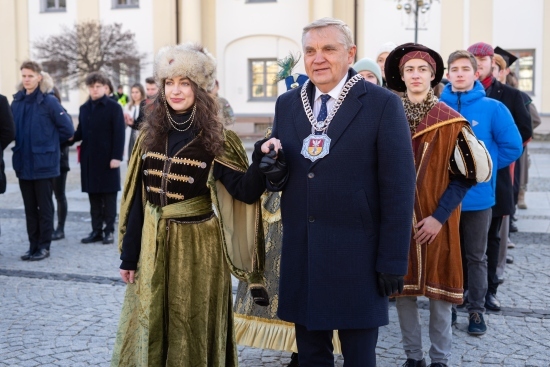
left=34, top=20, right=146, bottom=88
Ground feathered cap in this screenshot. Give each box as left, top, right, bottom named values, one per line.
left=274, top=52, right=309, bottom=91
left=153, top=42, right=217, bottom=92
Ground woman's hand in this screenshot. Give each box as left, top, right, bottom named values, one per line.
left=261, top=138, right=282, bottom=155
left=120, top=269, right=135, bottom=284
left=110, top=159, right=121, bottom=169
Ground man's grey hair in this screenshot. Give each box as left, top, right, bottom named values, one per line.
left=302, top=17, right=355, bottom=50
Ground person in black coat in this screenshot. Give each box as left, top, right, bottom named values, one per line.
left=73, top=72, right=125, bottom=245
left=260, top=18, right=416, bottom=367
left=50, top=87, right=71, bottom=241
left=467, top=43, right=533, bottom=312
left=0, top=93, right=15, bottom=237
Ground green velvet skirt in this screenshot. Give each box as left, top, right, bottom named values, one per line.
left=111, top=198, right=238, bottom=367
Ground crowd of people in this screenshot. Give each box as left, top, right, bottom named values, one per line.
left=0, top=15, right=541, bottom=367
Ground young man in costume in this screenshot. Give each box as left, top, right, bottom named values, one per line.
left=467, top=42, right=532, bottom=312
left=260, top=18, right=416, bottom=367
left=385, top=43, right=492, bottom=367
left=440, top=50, right=522, bottom=335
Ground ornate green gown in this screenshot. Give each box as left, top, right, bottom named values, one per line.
left=111, top=130, right=265, bottom=367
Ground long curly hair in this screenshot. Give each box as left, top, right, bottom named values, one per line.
left=140, top=79, right=224, bottom=156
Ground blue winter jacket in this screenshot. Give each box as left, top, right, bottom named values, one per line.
left=440, top=81, right=522, bottom=211
left=11, top=87, right=74, bottom=180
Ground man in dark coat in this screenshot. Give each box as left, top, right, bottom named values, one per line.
left=74, top=72, right=125, bottom=245
left=467, top=42, right=532, bottom=312
left=259, top=18, right=416, bottom=367
left=0, top=93, right=15, bottom=237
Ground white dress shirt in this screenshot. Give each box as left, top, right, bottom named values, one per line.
left=312, top=73, right=348, bottom=119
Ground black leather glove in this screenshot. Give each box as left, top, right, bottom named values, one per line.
left=249, top=284, right=270, bottom=307
left=377, top=272, right=404, bottom=297
left=259, top=144, right=287, bottom=184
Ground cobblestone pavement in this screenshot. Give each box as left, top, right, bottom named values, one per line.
left=0, top=140, right=549, bottom=366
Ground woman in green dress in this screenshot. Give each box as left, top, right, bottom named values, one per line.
left=111, top=43, right=268, bottom=367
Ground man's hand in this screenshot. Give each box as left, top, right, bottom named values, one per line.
left=377, top=273, right=404, bottom=296
left=414, top=216, right=443, bottom=245
left=259, top=144, right=287, bottom=184
left=120, top=269, right=135, bottom=284
left=110, top=159, right=121, bottom=169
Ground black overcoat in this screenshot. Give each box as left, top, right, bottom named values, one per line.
left=270, top=69, right=416, bottom=330
left=486, top=79, right=532, bottom=217
left=74, top=95, right=125, bottom=193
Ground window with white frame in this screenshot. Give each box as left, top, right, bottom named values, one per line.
left=249, top=59, right=278, bottom=101
left=112, top=0, right=139, bottom=9
left=509, top=49, right=535, bottom=95
left=41, top=0, right=66, bottom=12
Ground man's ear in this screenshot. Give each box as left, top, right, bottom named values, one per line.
left=474, top=70, right=480, bottom=80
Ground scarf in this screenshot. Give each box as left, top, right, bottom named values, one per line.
left=481, top=75, right=494, bottom=90
left=402, top=88, right=439, bottom=134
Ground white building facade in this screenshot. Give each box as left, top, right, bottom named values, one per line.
left=1, top=0, right=548, bottom=126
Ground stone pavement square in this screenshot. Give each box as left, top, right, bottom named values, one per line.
left=0, top=140, right=549, bottom=366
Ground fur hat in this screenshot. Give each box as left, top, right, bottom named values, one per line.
left=376, top=42, right=397, bottom=60
left=352, top=58, right=383, bottom=86
left=154, top=42, right=217, bottom=92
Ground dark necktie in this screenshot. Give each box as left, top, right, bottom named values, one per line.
left=317, top=94, right=331, bottom=122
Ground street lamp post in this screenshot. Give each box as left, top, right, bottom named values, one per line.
left=395, top=0, right=438, bottom=44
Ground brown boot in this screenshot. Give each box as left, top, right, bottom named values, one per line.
left=518, top=189, right=527, bottom=209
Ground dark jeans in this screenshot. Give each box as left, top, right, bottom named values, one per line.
left=19, top=178, right=54, bottom=253
left=52, top=171, right=68, bottom=231
left=460, top=209, right=491, bottom=314
left=487, top=216, right=503, bottom=295
left=295, top=323, right=378, bottom=367
left=88, top=192, right=117, bottom=234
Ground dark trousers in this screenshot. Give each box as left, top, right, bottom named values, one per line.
left=486, top=216, right=503, bottom=295
left=88, top=192, right=117, bottom=234
left=295, top=323, right=378, bottom=367
left=19, top=178, right=54, bottom=253
left=52, top=171, right=68, bottom=231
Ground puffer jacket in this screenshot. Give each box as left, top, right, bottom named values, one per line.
left=11, top=72, right=74, bottom=180
left=440, top=81, right=522, bottom=211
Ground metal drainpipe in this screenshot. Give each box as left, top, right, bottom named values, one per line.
left=354, top=0, right=358, bottom=62
left=176, top=0, right=180, bottom=44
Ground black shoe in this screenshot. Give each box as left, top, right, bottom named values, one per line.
left=29, top=249, right=50, bottom=261
left=468, top=312, right=487, bottom=335
left=81, top=231, right=103, bottom=244
left=102, top=232, right=114, bottom=244
left=287, top=352, right=299, bottom=367
left=428, top=364, right=448, bottom=367
left=485, top=292, right=501, bottom=311
left=506, top=255, right=514, bottom=264
left=457, top=289, right=468, bottom=309
left=20, top=250, right=33, bottom=261
left=402, top=358, right=426, bottom=367
left=509, top=221, right=518, bottom=232
left=51, top=229, right=65, bottom=241
left=451, top=308, right=457, bottom=326
left=498, top=277, right=505, bottom=284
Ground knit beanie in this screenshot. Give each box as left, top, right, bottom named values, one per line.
left=376, top=42, right=398, bottom=60
left=352, top=58, right=383, bottom=86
